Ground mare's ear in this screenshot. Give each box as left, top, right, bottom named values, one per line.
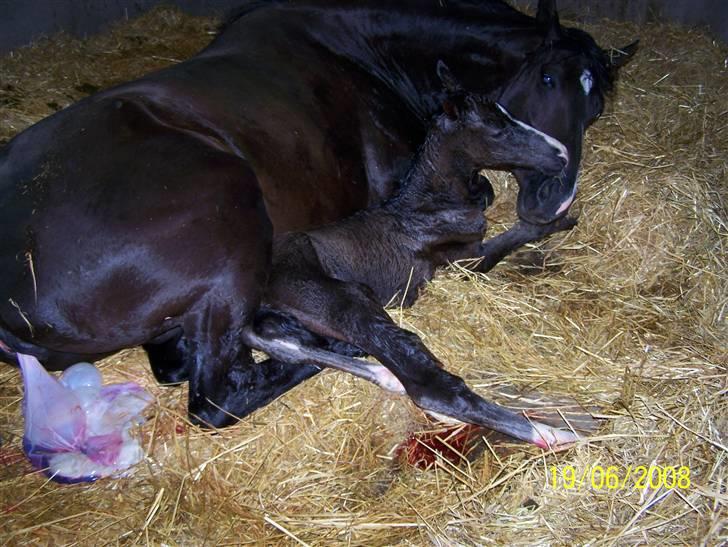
left=536, top=0, right=562, bottom=43
left=607, top=40, right=639, bottom=70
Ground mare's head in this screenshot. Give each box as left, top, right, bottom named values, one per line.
left=496, top=0, right=637, bottom=224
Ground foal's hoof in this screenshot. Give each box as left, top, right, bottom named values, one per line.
left=530, top=422, right=580, bottom=450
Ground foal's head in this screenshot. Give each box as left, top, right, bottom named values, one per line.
left=430, top=61, right=567, bottom=183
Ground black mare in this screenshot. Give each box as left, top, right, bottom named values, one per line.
left=0, top=0, right=636, bottom=428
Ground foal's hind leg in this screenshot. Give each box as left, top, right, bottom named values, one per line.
left=263, top=274, right=576, bottom=448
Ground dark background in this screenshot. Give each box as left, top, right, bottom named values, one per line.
left=0, top=0, right=726, bottom=55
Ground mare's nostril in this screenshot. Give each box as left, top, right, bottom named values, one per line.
left=483, top=181, right=495, bottom=208
left=537, top=178, right=555, bottom=204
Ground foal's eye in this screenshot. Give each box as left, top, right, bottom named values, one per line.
left=541, top=73, right=555, bottom=88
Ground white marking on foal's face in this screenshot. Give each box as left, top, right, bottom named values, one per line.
left=279, top=340, right=301, bottom=351
left=495, top=103, right=569, bottom=164
left=580, top=69, right=593, bottom=96
left=555, top=178, right=578, bottom=215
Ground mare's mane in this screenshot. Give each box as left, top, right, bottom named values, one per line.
left=217, top=1, right=615, bottom=115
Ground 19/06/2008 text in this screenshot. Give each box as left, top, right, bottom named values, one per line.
left=549, top=465, right=691, bottom=491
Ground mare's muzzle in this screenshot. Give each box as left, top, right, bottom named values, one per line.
left=514, top=169, right=577, bottom=225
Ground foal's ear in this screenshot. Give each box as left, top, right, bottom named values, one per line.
left=436, top=60, right=462, bottom=94
left=536, top=0, right=562, bottom=42
left=607, top=40, right=640, bottom=70
left=437, top=60, right=464, bottom=120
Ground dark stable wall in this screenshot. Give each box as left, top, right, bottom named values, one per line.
left=511, top=0, right=728, bottom=41
left=0, top=0, right=243, bottom=54
left=0, top=0, right=727, bottom=55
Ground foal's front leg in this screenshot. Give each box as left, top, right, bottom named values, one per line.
left=470, top=216, right=577, bottom=273
left=257, top=273, right=576, bottom=449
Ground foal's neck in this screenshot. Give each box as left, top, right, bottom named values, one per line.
left=392, top=125, right=472, bottom=210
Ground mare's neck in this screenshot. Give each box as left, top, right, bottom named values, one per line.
left=308, top=3, right=540, bottom=118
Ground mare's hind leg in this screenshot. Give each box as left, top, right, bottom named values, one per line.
left=184, top=308, right=322, bottom=427
left=143, top=315, right=357, bottom=420
left=218, top=357, right=322, bottom=418
left=213, top=308, right=368, bottom=417
left=143, top=328, right=190, bottom=385
left=142, top=312, right=336, bottom=417
left=187, top=307, right=367, bottom=419
left=147, top=334, right=326, bottom=420
left=143, top=146, right=276, bottom=428
left=262, top=273, right=575, bottom=448
left=183, top=291, right=263, bottom=428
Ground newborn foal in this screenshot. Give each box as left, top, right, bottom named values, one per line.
left=244, top=86, right=576, bottom=448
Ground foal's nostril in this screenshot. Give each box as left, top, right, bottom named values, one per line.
left=544, top=154, right=567, bottom=175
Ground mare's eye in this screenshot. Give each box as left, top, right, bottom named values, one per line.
left=541, top=73, right=555, bottom=88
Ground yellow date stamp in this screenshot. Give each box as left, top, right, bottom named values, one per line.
left=549, top=465, right=691, bottom=491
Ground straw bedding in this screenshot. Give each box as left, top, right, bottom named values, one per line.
left=0, top=7, right=725, bottom=545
